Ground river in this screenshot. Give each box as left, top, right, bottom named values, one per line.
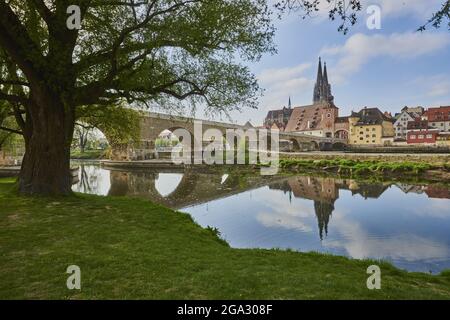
left=72, top=162, right=450, bottom=274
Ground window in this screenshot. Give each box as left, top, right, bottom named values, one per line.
left=410, top=135, right=416, bottom=139
left=418, top=135, right=424, bottom=139
left=360, top=137, right=363, bottom=140
left=426, top=134, right=433, bottom=139
left=366, top=135, right=369, bottom=138
left=372, top=140, right=376, bottom=143
left=372, top=128, right=376, bottom=131
left=326, top=113, right=331, bottom=118
left=366, top=128, right=369, bottom=131
left=372, top=134, right=376, bottom=137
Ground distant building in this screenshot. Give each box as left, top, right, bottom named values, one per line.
left=313, top=57, right=334, bottom=105
left=285, top=103, right=339, bottom=137
left=393, top=107, right=423, bottom=141
left=406, top=120, right=439, bottom=144
left=422, top=106, right=450, bottom=132
left=348, top=107, right=395, bottom=145
left=263, top=98, right=293, bottom=131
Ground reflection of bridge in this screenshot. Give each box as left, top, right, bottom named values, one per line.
left=106, top=167, right=287, bottom=209
left=114, top=112, right=348, bottom=160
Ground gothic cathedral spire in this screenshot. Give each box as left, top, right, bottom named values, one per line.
left=313, top=57, right=334, bottom=104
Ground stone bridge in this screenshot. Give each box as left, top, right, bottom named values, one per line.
left=116, top=112, right=347, bottom=160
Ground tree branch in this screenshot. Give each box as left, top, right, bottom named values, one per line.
left=0, top=125, right=22, bottom=135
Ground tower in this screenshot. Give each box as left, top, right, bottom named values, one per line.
left=313, top=58, right=334, bottom=104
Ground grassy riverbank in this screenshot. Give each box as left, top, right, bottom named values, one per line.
left=278, top=158, right=450, bottom=182
left=1, top=177, right=450, bottom=299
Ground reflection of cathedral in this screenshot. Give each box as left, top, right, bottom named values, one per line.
left=270, top=176, right=338, bottom=240
left=269, top=176, right=399, bottom=240
left=314, top=200, right=334, bottom=240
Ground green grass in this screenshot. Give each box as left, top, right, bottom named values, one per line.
left=70, top=149, right=106, bottom=160
left=0, top=179, right=449, bottom=299
left=279, top=159, right=436, bottom=176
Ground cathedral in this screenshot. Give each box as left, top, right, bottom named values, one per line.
left=313, top=57, right=334, bottom=104
left=264, top=58, right=349, bottom=139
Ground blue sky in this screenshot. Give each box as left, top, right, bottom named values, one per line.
left=223, top=0, right=450, bottom=125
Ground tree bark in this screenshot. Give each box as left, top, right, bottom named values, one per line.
left=18, top=94, right=75, bottom=195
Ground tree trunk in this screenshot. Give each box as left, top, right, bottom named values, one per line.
left=19, top=95, right=75, bottom=195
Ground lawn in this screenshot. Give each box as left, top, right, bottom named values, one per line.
left=0, top=178, right=449, bottom=299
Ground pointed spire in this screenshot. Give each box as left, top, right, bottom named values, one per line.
left=316, top=57, right=323, bottom=84
left=323, top=62, right=328, bottom=84
left=288, top=96, right=292, bottom=109
left=313, top=57, right=323, bottom=104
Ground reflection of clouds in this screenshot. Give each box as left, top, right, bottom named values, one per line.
left=253, top=189, right=315, bottom=218
left=326, top=214, right=450, bottom=262
left=257, top=212, right=313, bottom=233
left=254, top=189, right=317, bottom=233
left=416, top=199, right=450, bottom=219
left=155, top=173, right=183, bottom=197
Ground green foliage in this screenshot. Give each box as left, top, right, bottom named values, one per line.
left=1, top=0, right=275, bottom=113
left=76, top=104, right=141, bottom=146
left=279, top=158, right=434, bottom=177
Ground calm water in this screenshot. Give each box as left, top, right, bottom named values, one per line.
left=72, top=163, right=450, bottom=273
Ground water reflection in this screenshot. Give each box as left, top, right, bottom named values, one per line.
left=72, top=164, right=450, bottom=273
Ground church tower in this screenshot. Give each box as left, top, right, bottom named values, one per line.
left=313, top=58, right=334, bottom=104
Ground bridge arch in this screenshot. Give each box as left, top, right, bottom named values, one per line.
left=310, top=141, right=320, bottom=151
left=332, top=142, right=347, bottom=151
left=289, top=139, right=301, bottom=152
left=334, top=129, right=348, bottom=140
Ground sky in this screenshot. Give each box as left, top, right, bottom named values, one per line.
left=213, top=0, right=450, bottom=126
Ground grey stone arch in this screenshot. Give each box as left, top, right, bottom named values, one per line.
left=310, top=140, right=320, bottom=151
left=319, top=141, right=333, bottom=151
left=154, top=125, right=201, bottom=161
left=332, top=141, right=347, bottom=151
left=289, top=138, right=302, bottom=152
left=334, top=129, right=349, bottom=139
left=222, top=129, right=258, bottom=164
left=107, top=169, right=199, bottom=207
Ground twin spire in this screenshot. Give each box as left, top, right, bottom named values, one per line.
left=313, top=57, right=334, bottom=104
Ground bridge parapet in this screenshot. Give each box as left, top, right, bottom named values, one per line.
left=117, top=112, right=348, bottom=160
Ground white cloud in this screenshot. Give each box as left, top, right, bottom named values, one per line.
left=409, top=74, right=450, bottom=99
left=257, top=63, right=314, bottom=110
left=321, top=32, right=450, bottom=84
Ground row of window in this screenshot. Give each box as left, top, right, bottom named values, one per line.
left=409, top=134, right=433, bottom=140
left=354, top=140, right=377, bottom=144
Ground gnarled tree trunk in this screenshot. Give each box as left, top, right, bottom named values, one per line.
left=19, top=93, right=75, bottom=195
